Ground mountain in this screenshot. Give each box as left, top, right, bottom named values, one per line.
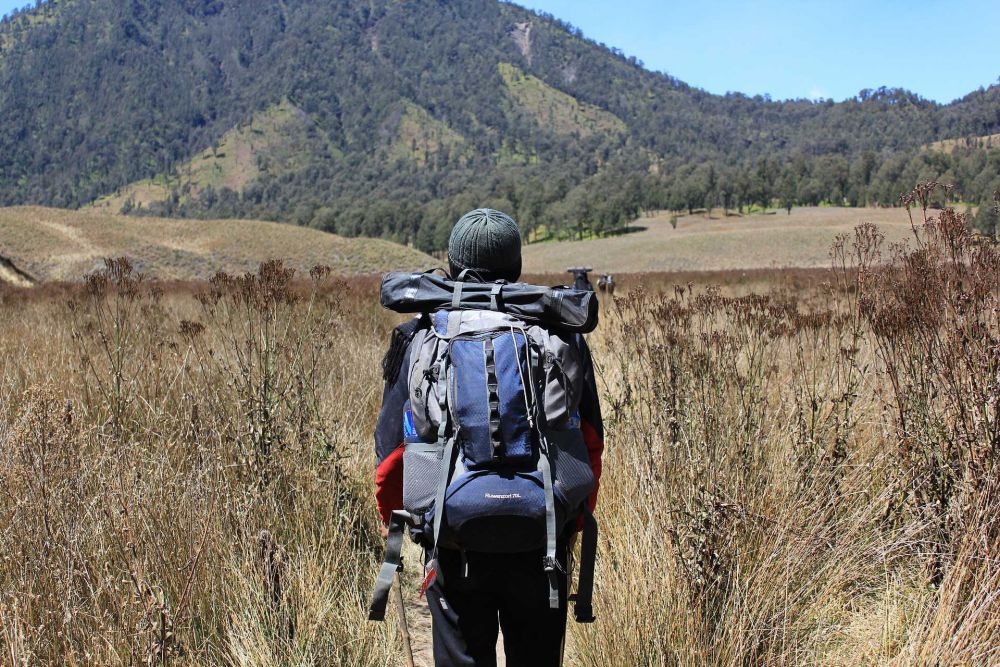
left=1, top=0, right=999, bottom=248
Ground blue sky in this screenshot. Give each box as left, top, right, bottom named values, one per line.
left=515, top=0, right=1000, bottom=103
left=2, top=0, right=998, bottom=103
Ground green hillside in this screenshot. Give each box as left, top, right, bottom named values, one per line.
left=90, top=99, right=338, bottom=214
left=1, top=0, right=999, bottom=246
left=498, top=62, right=626, bottom=138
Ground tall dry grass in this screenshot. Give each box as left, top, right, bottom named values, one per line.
left=574, top=187, right=999, bottom=665
left=0, top=260, right=400, bottom=665
left=1, top=186, right=998, bottom=665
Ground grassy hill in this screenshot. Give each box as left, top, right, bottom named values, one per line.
left=0, top=207, right=433, bottom=282
left=497, top=62, right=626, bottom=138
left=522, top=206, right=920, bottom=274
left=89, top=99, right=338, bottom=214
left=0, top=204, right=925, bottom=285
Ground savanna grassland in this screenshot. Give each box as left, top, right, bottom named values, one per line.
left=0, top=206, right=433, bottom=283
left=521, top=206, right=921, bottom=274
left=1, top=190, right=999, bottom=665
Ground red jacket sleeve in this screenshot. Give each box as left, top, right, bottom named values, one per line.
left=581, top=419, right=604, bottom=512
left=375, top=445, right=405, bottom=524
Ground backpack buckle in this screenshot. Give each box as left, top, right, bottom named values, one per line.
left=543, top=556, right=564, bottom=574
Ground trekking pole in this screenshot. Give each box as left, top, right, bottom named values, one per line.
left=393, top=572, right=415, bottom=667
left=560, top=551, right=574, bottom=666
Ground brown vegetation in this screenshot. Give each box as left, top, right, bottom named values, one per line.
left=1, top=190, right=998, bottom=664
left=577, top=188, right=999, bottom=664
left=0, top=206, right=433, bottom=282
left=0, top=261, right=396, bottom=664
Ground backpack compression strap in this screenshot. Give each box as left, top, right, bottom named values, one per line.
left=515, top=324, right=560, bottom=610
left=573, top=509, right=598, bottom=623
left=537, top=435, right=560, bottom=610
left=430, top=354, right=456, bottom=566
left=430, top=435, right=457, bottom=560
left=368, top=510, right=414, bottom=621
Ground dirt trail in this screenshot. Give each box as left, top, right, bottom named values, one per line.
left=403, top=595, right=508, bottom=667
left=38, top=219, right=100, bottom=255
left=395, top=540, right=584, bottom=665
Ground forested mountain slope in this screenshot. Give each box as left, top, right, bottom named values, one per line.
left=1, top=0, right=999, bottom=248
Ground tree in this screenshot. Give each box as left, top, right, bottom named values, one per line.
left=779, top=167, right=798, bottom=215
left=973, top=197, right=998, bottom=239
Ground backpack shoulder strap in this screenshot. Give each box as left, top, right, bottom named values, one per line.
left=382, top=315, right=427, bottom=384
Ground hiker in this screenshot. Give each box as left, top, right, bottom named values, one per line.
left=372, top=209, right=605, bottom=666
left=597, top=274, right=615, bottom=296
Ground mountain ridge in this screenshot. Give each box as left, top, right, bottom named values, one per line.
left=1, top=0, right=999, bottom=246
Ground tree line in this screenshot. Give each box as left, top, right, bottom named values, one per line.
left=137, top=138, right=1000, bottom=247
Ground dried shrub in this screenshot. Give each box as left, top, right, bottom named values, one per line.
left=0, top=261, right=395, bottom=665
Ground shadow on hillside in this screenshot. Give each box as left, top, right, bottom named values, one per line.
left=604, top=225, right=648, bottom=236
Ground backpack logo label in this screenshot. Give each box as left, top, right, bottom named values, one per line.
left=403, top=408, right=417, bottom=439
left=485, top=492, right=522, bottom=500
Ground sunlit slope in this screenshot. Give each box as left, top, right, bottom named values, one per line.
left=89, top=100, right=339, bottom=213
left=522, top=207, right=920, bottom=274
left=0, top=207, right=433, bottom=281
left=925, top=133, right=1000, bottom=153
left=90, top=98, right=475, bottom=215
left=498, top=62, right=626, bottom=138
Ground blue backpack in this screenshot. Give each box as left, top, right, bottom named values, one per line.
left=370, top=305, right=598, bottom=623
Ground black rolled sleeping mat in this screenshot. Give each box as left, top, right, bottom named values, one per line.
left=380, top=271, right=599, bottom=334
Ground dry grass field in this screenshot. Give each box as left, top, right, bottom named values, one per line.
left=522, top=206, right=920, bottom=274
left=925, top=132, right=1000, bottom=153
left=0, top=206, right=433, bottom=282
left=1, top=193, right=998, bottom=665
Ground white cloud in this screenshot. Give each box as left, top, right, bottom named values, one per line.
left=808, top=86, right=828, bottom=101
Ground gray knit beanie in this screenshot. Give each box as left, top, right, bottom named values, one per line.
left=448, top=208, right=522, bottom=282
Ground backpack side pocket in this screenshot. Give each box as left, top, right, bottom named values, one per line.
left=408, top=329, right=445, bottom=441
left=532, top=328, right=584, bottom=429
left=545, top=424, right=595, bottom=514
left=402, top=440, right=443, bottom=514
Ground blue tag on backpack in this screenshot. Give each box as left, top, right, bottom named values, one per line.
left=403, top=407, right=418, bottom=441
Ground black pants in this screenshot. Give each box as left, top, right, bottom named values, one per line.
left=426, top=545, right=568, bottom=667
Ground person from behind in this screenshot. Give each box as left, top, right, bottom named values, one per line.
left=371, top=209, right=605, bottom=666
